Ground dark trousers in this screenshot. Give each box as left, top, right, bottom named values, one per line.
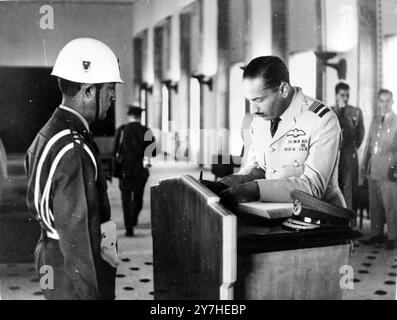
left=120, top=176, right=147, bottom=233
left=338, top=147, right=359, bottom=211
left=35, top=234, right=116, bottom=300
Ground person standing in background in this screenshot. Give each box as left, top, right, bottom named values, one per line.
left=114, top=106, right=156, bottom=237
left=331, top=82, right=365, bottom=211
left=361, top=89, right=397, bottom=250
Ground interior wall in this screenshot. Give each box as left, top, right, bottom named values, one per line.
left=132, top=0, right=196, bottom=34
left=382, top=0, right=397, bottom=36
left=287, top=0, right=318, bottom=54
left=381, top=0, right=397, bottom=96
left=0, top=1, right=133, bottom=128
left=324, top=0, right=359, bottom=107
left=247, top=0, right=272, bottom=62
left=287, top=0, right=318, bottom=95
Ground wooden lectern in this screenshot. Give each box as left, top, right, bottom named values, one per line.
left=151, top=175, right=359, bottom=300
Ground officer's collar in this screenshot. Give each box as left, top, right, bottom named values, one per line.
left=279, top=87, right=304, bottom=121
left=54, top=106, right=91, bottom=136
left=59, top=105, right=90, bottom=132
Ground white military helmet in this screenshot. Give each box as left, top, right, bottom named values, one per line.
left=51, top=38, right=124, bottom=84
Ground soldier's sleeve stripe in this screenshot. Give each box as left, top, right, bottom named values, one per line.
left=40, top=142, right=74, bottom=240
left=83, top=144, right=98, bottom=180
left=34, top=129, right=72, bottom=215
left=313, top=103, right=326, bottom=114
left=319, top=108, right=331, bottom=118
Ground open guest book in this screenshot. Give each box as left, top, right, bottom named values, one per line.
left=237, top=202, right=294, bottom=220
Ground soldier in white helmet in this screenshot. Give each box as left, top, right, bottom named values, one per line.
left=25, top=38, right=123, bottom=299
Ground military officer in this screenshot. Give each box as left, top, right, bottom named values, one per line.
left=202, top=56, right=345, bottom=208
left=25, top=38, right=123, bottom=299
left=361, top=89, right=397, bottom=250
left=331, top=82, right=365, bottom=211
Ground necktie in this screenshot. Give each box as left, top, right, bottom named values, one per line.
left=340, top=107, right=345, bottom=119
left=270, top=117, right=281, bottom=137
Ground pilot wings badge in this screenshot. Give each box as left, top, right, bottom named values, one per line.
left=287, top=128, right=306, bottom=138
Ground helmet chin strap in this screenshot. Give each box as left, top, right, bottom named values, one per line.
left=94, top=84, right=102, bottom=123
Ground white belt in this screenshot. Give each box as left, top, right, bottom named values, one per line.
left=46, top=231, right=60, bottom=240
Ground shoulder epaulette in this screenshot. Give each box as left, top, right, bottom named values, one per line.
left=70, top=130, right=98, bottom=180
left=308, top=100, right=331, bottom=118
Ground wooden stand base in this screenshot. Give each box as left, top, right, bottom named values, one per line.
left=236, top=244, right=349, bottom=300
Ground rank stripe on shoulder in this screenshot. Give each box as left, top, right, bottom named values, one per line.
left=308, top=100, right=322, bottom=112
left=308, top=100, right=330, bottom=118
left=313, top=104, right=325, bottom=114
left=319, top=108, right=331, bottom=118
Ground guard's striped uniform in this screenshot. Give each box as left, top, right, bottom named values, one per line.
left=25, top=107, right=116, bottom=300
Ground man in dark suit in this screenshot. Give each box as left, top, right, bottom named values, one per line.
left=331, top=82, right=365, bottom=211
left=114, top=106, right=156, bottom=236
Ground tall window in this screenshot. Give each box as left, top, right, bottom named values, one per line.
left=289, top=51, right=317, bottom=98
left=228, top=63, right=245, bottom=156
left=161, top=84, right=170, bottom=132
left=140, top=87, right=147, bottom=126
left=189, top=78, right=201, bottom=162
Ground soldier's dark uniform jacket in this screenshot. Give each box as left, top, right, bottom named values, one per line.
left=115, top=121, right=156, bottom=190
left=25, top=106, right=116, bottom=300
left=331, top=105, right=365, bottom=210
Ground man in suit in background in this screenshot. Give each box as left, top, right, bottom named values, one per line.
left=114, top=106, right=156, bottom=237
left=331, top=82, right=365, bottom=211
left=361, top=89, right=397, bottom=250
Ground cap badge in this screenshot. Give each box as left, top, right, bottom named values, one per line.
left=82, top=61, right=91, bottom=72
left=293, top=199, right=302, bottom=216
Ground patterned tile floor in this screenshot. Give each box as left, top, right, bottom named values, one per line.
left=0, top=161, right=396, bottom=300
left=342, top=234, right=397, bottom=300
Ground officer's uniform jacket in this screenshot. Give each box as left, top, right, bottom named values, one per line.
left=241, top=87, right=345, bottom=207
left=363, top=110, right=397, bottom=181
left=330, top=105, right=365, bottom=210
left=331, top=105, right=365, bottom=151
left=25, top=106, right=116, bottom=300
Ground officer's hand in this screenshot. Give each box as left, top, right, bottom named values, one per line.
left=219, top=181, right=260, bottom=208
left=199, top=179, right=229, bottom=195
left=219, top=174, right=257, bottom=187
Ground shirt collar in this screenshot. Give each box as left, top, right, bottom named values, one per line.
left=59, top=105, right=90, bottom=132
left=279, top=87, right=303, bottom=121
left=129, top=119, right=141, bottom=123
